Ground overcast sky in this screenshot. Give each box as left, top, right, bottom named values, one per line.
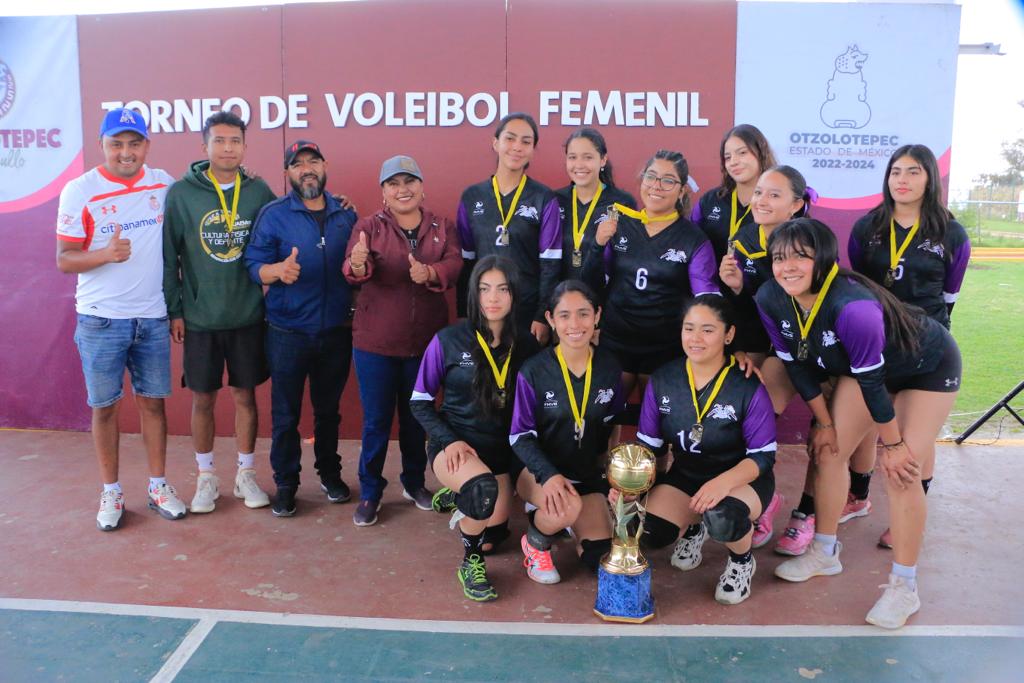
left=4, top=0, right=1023, bottom=194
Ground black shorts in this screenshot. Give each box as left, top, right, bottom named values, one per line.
left=183, top=322, right=269, bottom=393
left=885, top=328, right=962, bottom=395
left=656, top=465, right=775, bottom=514
left=428, top=435, right=519, bottom=476
left=571, top=475, right=611, bottom=497
left=599, top=334, right=677, bottom=376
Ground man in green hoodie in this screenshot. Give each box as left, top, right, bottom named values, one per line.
left=163, top=111, right=278, bottom=514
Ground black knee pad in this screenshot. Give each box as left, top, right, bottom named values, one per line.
left=481, top=520, right=510, bottom=554
left=641, top=513, right=680, bottom=549
left=703, top=497, right=752, bottom=543
left=457, top=473, right=498, bottom=521
left=580, top=538, right=612, bottom=574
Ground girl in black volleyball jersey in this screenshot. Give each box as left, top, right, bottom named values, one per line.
left=555, top=128, right=636, bottom=281
left=844, top=144, right=971, bottom=547
left=757, top=218, right=961, bottom=630
left=582, top=149, right=718, bottom=398
left=719, top=165, right=816, bottom=554
left=637, top=295, right=777, bottom=605
left=693, top=124, right=778, bottom=262
left=410, top=256, right=537, bottom=602
left=510, top=281, right=625, bottom=584
left=456, top=113, right=562, bottom=344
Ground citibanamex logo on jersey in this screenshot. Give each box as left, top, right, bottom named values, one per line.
left=0, top=61, right=14, bottom=120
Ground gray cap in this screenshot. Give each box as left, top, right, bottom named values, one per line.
left=379, top=155, right=423, bottom=184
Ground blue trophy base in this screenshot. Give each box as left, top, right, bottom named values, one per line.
left=594, top=566, right=655, bottom=623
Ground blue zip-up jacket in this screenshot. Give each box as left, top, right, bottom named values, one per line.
left=245, top=191, right=357, bottom=334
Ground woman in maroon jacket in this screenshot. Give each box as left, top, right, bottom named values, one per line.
left=343, top=155, right=463, bottom=527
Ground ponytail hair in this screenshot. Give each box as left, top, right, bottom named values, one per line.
left=766, top=218, right=922, bottom=355
left=643, top=149, right=691, bottom=216
left=763, top=165, right=814, bottom=218
left=682, top=293, right=738, bottom=356
left=564, top=127, right=615, bottom=188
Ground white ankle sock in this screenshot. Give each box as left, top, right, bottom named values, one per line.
left=813, top=533, right=837, bottom=555
left=237, top=452, right=255, bottom=469
left=195, top=452, right=215, bottom=471
left=148, top=476, right=167, bottom=491
left=103, top=482, right=122, bottom=494
left=892, top=562, right=917, bottom=590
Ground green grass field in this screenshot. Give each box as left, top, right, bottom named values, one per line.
left=949, top=260, right=1024, bottom=435
left=953, top=214, right=1024, bottom=247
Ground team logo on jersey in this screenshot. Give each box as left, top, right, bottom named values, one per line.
left=459, top=351, right=474, bottom=367
left=817, top=356, right=826, bottom=369
left=515, top=205, right=539, bottom=221
left=945, top=377, right=959, bottom=388
left=743, top=258, right=757, bottom=273
left=199, top=210, right=252, bottom=263
left=558, top=206, right=566, bottom=220
left=544, top=390, right=558, bottom=408
left=0, top=61, right=15, bottom=121
left=707, top=403, right=737, bottom=421
left=918, top=240, right=945, bottom=258
left=149, top=195, right=161, bottom=211
left=595, top=388, right=615, bottom=405
left=660, top=249, right=688, bottom=263
left=706, top=206, right=722, bottom=222
left=614, top=235, right=629, bottom=253
left=473, top=201, right=485, bottom=216
left=868, top=234, right=882, bottom=248
left=821, top=330, right=838, bottom=347
left=659, top=395, right=671, bottom=414
left=780, top=319, right=794, bottom=339
left=820, top=45, right=871, bottom=130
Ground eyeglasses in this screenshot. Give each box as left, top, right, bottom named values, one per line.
left=641, top=172, right=682, bottom=190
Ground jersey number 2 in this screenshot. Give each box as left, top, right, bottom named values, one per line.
left=677, top=429, right=701, bottom=454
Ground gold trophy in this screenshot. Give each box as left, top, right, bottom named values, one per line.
left=594, top=442, right=657, bottom=623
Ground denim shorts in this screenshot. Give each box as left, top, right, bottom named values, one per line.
left=74, top=314, right=172, bottom=408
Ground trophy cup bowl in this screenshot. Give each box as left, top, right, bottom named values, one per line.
left=594, top=442, right=657, bottom=623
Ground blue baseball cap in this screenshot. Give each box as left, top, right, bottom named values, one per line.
left=99, top=107, right=149, bottom=139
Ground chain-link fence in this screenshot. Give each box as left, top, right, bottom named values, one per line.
left=948, top=186, right=1024, bottom=246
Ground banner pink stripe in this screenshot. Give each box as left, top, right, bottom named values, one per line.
left=0, top=151, right=85, bottom=214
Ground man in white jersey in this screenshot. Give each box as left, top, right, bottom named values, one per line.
left=56, top=107, right=187, bottom=531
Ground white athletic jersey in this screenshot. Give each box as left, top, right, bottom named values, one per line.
left=56, top=165, right=173, bottom=318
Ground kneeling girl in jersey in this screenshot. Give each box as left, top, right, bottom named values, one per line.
left=637, top=295, right=777, bottom=605
left=410, top=256, right=537, bottom=602
left=510, top=281, right=626, bottom=584
left=756, top=218, right=960, bottom=629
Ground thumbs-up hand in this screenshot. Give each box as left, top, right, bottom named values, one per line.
left=279, top=246, right=301, bottom=284
left=105, top=225, right=132, bottom=263
left=350, top=231, right=369, bottom=269
left=408, top=252, right=430, bottom=284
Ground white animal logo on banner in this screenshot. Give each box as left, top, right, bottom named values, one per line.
left=820, top=45, right=871, bottom=129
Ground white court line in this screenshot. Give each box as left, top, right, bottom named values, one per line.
left=149, top=617, right=216, bottom=683
left=1, top=597, right=1022, bottom=640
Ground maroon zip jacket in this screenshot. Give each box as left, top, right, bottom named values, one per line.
left=343, top=206, right=462, bottom=357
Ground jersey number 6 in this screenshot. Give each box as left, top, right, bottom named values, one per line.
left=635, top=267, right=648, bottom=290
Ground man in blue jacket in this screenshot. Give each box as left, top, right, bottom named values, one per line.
left=245, top=140, right=356, bottom=516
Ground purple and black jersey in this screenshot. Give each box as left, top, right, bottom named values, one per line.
left=510, top=346, right=625, bottom=485
left=755, top=275, right=947, bottom=423
left=692, top=186, right=755, bottom=264
left=554, top=184, right=636, bottom=282
left=456, top=176, right=562, bottom=332
left=637, top=358, right=776, bottom=482
left=848, top=214, right=971, bottom=328
left=728, top=221, right=774, bottom=353
left=581, top=214, right=718, bottom=356
left=410, top=321, right=537, bottom=462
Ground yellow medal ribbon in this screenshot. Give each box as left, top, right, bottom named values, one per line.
left=492, top=174, right=528, bottom=232
left=208, top=169, right=241, bottom=233
left=729, top=189, right=752, bottom=239
left=790, top=262, right=840, bottom=359
left=555, top=344, right=592, bottom=436
left=889, top=217, right=920, bottom=272
left=613, top=202, right=678, bottom=225
left=571, top=183, right=604, bottom=252
left=686, top=355, right=736, bottom=426
left=732, top=225, right=767, bottom=260
left=475, top=331, right=512, bottom=391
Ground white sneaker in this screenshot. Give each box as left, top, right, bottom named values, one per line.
left=97, top=490, right=125, bottom=531
left=234, top=468, right=270, bottom=509
left=865, top=574, right=921, bottom=629
left=148, top=482, right=187, bottom=520
left=190, top=472, right=220, bottom=513
left=670, top=523, right=709, bottom=572
left=774, top=540, right=843, bottom=582
left=716, top=556, right=756, bottom=605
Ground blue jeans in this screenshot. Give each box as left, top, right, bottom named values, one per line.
left=353, top=349, right=426, bottom=502
left=266, top=325, right=352, bottom=489
left=73, top=314, right=171, bottom=408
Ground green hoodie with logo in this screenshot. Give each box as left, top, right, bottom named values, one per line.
left=163, top=160, right=277, bottom=331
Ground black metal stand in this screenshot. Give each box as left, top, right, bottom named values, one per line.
left=956, top=380, right=1024, bottom=444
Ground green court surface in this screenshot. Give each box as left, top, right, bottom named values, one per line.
left=2, top=603, right=1022, bottom=682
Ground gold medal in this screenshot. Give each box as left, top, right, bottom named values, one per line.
left=797, top=340, right=810, bottom=361
left=790, top=262, right=839, bottom=364
left=887, top=217, right=919, bottom=287
left=492, top=174, right=527, bottom=250
left=475, top=331, right=512, bottom=408
left=572, top=249, right=582, bottom=268
left=685, top=357, right=735, bottom=448
left=556, top=345, right=592, bottom=448
left=688, top=423, right=704, bottom=445
left=884, top=269, right=896, bottom=288
left=496, top=389, right=507, bottom=409
left=571, top=184, right=603, bottom=265
left=498, top=226, right=510, bottom=246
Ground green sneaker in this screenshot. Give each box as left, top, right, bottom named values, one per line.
left=432, top=487, right=458, bottom=514
left=458, top=553, right=498, bottom=602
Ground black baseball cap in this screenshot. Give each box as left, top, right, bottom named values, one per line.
left=284, top=140, right=324, bottom=168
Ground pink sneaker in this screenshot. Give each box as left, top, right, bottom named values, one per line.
left=774, top=511, right=815, bottom=556
left=751, top=492, right=784, bottom=548
left=878, top=527, right=893, bottom=549
left=838, top=493, right=872, bottom=524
